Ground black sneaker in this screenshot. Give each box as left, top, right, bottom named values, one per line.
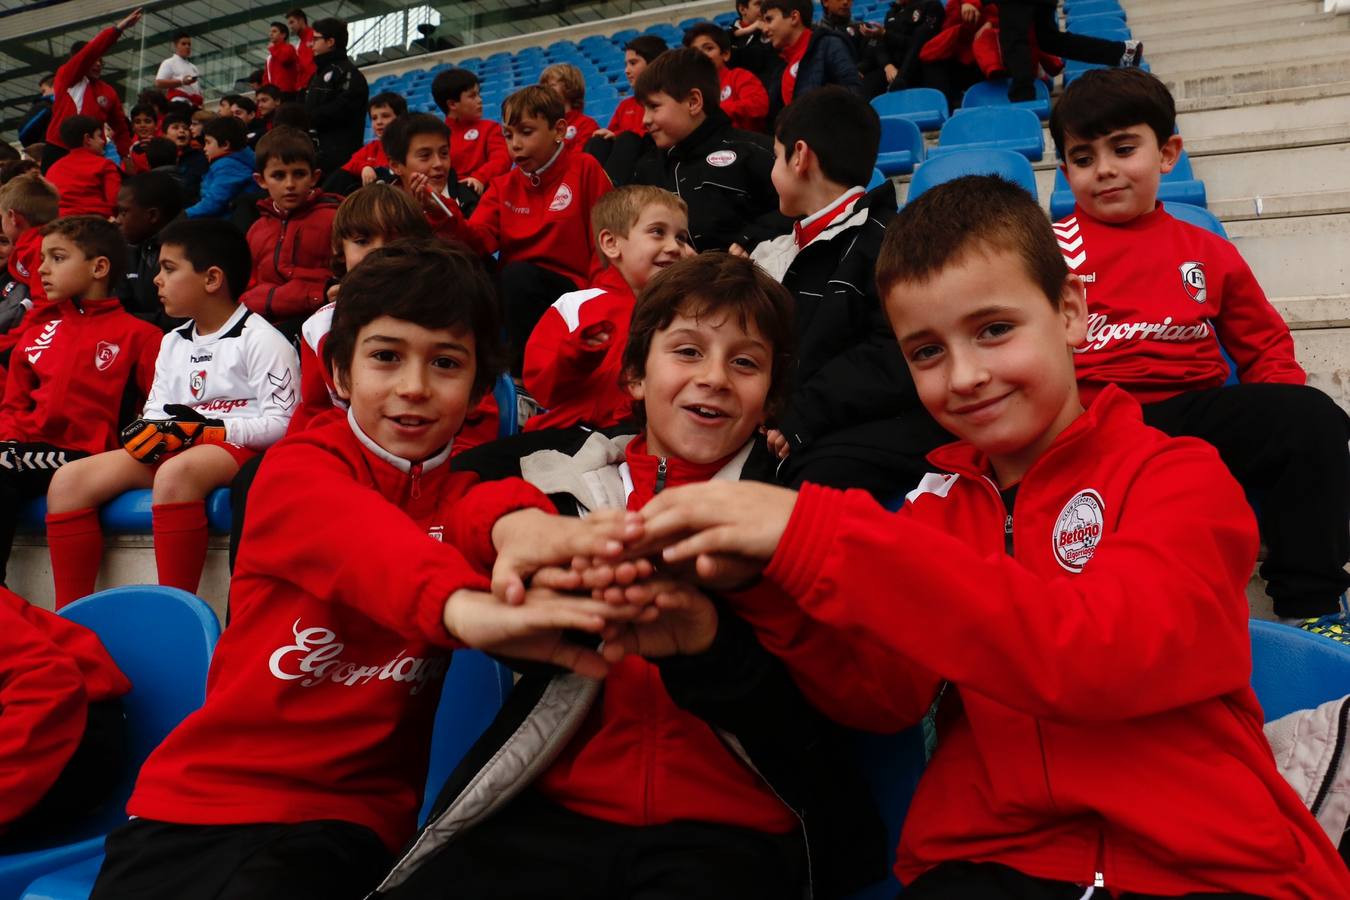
left=1120, top=39, right=1144, bottom=67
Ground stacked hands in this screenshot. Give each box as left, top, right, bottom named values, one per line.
left=450, top=481, right=798, bottom=679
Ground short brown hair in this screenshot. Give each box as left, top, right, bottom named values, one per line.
left=1049, top=68, right=1176, bottom=160
left=0, top=173, right=59, bottom=225
left=876, top=175, right=1067, bottom=308
left=330, top=184, right=433, bottom=275
left=634, top=48, right=720, bottom=113
left=254, top=125, right=317, bottom=172
left=500, top=85, right=565, bottom=128
left=591, top=185, right=687, bottom=254
left=539, top=63, right=586, bottom=110
left=621, top=252, right=795, bottom=423
left=324, top=238, right=504, bottom=403
left=40, top=215, right=127, bottom=286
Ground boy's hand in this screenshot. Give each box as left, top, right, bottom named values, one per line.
left=600, top=580, right=718, bottom=663
left=591, top=129, right=615, bottom=141
left=960, top=3, right=979, bottom=23
left=460, top=176, right=485, bottom=195
left=491, top=508, right=641, bottom=604
left=727, top=243, right=749, bottom=258
left=580, top=321, right=613, bottom=348
left=765, top=428, right=790, bottom=460
left=442, top=587, right=650, bottom=679
left=360, top=166, right=378, bottom=185
left=406, top=172, right=450, bottom=217
left=116, top=8, right=143, bottom=31
left=633, top=482, right=798, bottom=590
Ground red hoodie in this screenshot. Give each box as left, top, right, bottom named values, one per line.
left=295, top=26, right=317, bottom=88
left=719, top=66, right=769, bottom=133
left=563, top=108, right=599, bottom=147
left=0, top=296, right=160, bottom=454
left=340, top=137, right=389, bottom=176
left=605, top=96, right=645, bottom=138
left=448, top=145, right=611, bottom=287
left=0, top=228, right=56, bottom=391
left=448, top=117, right=511, bottom=184
left=732, top=386, right=1350, bottom=897
left=1060, top=204, right=1305, bottom=405
left=48, top=146, right=121, bottom=218
left=0, top=586, right=130, bottom=829
left=241, top=191, right=341, bottom=321
left=127, top=413, right=553, bottom=851
left=45, top=26, right=133, bottom=157
left=523, top=263, right=635, bottom=431
left=265, top=40, right=300, bottom=94
left=536, top=435, right=797, bottom=833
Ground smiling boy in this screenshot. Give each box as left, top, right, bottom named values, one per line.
left=624, top=176, right=1350, bottom=898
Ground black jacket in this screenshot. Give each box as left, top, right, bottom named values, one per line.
left=365, top=426, right=889, bottom=900
left=630, top=108, right=791, bottom=252
left=727, top=23, right=778, bottom=89
left=117, top=222, right=187, bottom=332
left=303, top=50, right=369, bottom=177
left=881, top=0, right=946, bottom=84
left=17, top=96, right=52, bottom=148
left=768, top=27, right=865, bottom=121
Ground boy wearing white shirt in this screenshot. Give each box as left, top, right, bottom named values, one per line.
left=155, top=32, right=203, bottom=108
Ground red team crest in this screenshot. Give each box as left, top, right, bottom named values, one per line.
left=1179, top=262, right=1207, bottom=303
left=94, top=340, right=119, bottom=371
left=190, top=369, right=207, bottom=399
left=1052, top=489, right=1105, bottom=573
left=549, top=183, right=574, bottom=212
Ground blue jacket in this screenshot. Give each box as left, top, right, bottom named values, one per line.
left=769, top=28, right=865, bottom=121
left=185, top=148, right=256, bottom=219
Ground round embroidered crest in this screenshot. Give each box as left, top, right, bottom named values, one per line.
left=706, top=150, right=737, bottom=167
left=97, top=95, right=109, bottom=108
left=323, top=70, right=334, bottom=82
left=15, top=260, right=28, bottom=278
left=1052, top=489, right=1105, bottom=573
left=549, top=183, right=574, bottom=212
left=720, top=84, right=732, bottom=101
left=1179, top=261, right=1207, bottom=303
left=93, top=341, right=120, bottom=372
left=465, top=128, right=480, bottom=141
left=565, top=125, right=577, bottom=140
left=190, top=370, right=206, bottom=399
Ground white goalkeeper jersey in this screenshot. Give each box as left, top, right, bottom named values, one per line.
left=143, top=304, right=299, bottom=449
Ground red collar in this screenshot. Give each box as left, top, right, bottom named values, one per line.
left=623, top=434, right=737, bottom=509
left=780, top=28, right=812, bottom=65
left=793, top=187, right=866, bottom=249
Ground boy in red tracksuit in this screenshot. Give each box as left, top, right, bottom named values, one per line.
left=440, top=85, right=612, bottom=369
left=430, top=69, right=511, bottom=208
left=287, top=9, right=317, bottom=89
left=0, top=217, right=161, bottom=585
left=43, top=9, right=138, bottom=170
left=47, top=115, right=122, bottom=218
left=686, top=24, right=770, bottom=133
left=88, top=238, right=647, bottom=900
left=264, top=21, right=300, bottom=97
left=1051, top=68, right=1350, bottom=636
left=240, top=127, right=340, bottom=327
left=338, top=92, right=405, bottom=186
left=0, top=174, right=60, bottom=362
left=523, top=184, right=692, bottom=431
left=0, top=585, right=130, bottom=842
left=624, top=176, right=1350, bottom=898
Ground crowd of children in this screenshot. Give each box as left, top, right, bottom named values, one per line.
left=0, top=2, right=1347, bottom=898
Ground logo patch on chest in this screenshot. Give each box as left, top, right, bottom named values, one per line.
left=1052, top=489, right=1105, bottom=573
left=94, top=340, right=119, bottom=371
left=565, top=125, right=577, bottom=140
left=1179, top=261, right=1207, bottom=303
left=190, top=369, right=206, bottom=399
left=465, top=128, right=479, bottom=141
left=549, top=183, right=574, bottom=212
left=720, top=84, right=732, bottom=101
left=706, top=149, right=737, bottom=167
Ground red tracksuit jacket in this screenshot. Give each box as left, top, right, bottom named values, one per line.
left=536, top=435, right=797, bottom=832
left=0, top=296, right=160, bottom=454
left=522, top=264, right=635, bottom=431
left=45, top=26, right=133, bottom=157
left=127, top=413, right=553, bottom=851
left=265, top=40, right=300, bottom=94
left=606, top=97, right=645, bottom=137
left=731, top=386, right=1350, bottom=897
left=451, top=145, right=612, bottom=287
left=448, top=117, right=511, bottom=183
left=340, top=137, right=389, bottom=175
left=0, top=228, right=53, bottom=380
left=1060, top=204, right=1305, bottom=405
left=48, top=146, right=121, bottom=218
left=241, top=191, right=341, bottom=321
left=563, top=108, right=599, bottom=147
left=719, top=66, right=769, bottom=133
left=0, top=587, right=130, bottom=828
left=295, top=26, right=317, bottom=89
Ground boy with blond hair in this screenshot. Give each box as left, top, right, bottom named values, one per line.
left=523, top=184, right=693, bottom=431
left=539, top=63, right=599, bottom=148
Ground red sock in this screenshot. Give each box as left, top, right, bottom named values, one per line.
left=47, top=507, right=104, bottom=609
left=152, top=500, right=208, bottom=595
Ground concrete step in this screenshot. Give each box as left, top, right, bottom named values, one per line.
left=1157, top=54, right=1350, bottom=102
left=1145, top=31, right=1350, bottom=75
left=1133, top=13, right=1348, bottom=52
left=1122, top=0, right=1324, bottom=33
left=1228, top=212, right=1350, bottom=299
left=1192, top=143, right=1350, bottom=216
left=1179, top=92, right=1350, bottom=155
left=1121, top=0, right=1315, bottom=17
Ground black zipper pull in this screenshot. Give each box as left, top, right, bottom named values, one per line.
left=1004, top=513, right=1014, bottom=556
left=654, top=457, right=667, bottom=493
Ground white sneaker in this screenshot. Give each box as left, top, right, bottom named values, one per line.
left=1120, top=39, right=1144, bottom=67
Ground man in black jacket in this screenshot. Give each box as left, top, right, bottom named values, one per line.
left=17, top=75, right=54, bottom=149
left=628, top=49, right=791, bottom=253
left=302, top=17, right=368, bottom=177
left=761, top=0, right=864, bottom=122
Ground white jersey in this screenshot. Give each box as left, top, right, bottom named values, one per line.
left=144, top=305, right=299, bottom=449
left=156, top=54, right=202, bottom=100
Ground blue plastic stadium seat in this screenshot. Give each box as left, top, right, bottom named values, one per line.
left=610, top=29, right=639, bottom=43
left=908, top=148, right=1039, bottom=202
left=19, top=488, right=232, bottom=536
left=1165, top=202, right=1229, bottom=239
left=875, top=116, right=925, bottom=176
left=678, top=17, right=707, bottom=31
left=867, top=167, right=887, bottom=191
left=1065, top=0, right=1125, bottom=14
left=1067, top=17, right=1131, bottom=41
left=960, top=79, right=1051, bottom=120
left=870, top=88, right=949, bottom=132
left=494, top=373, right=520, bottom=439
left=2, top=586, right=219, bottom=900
left=1250, top=620, right=1350, bottom=722
left=714, top=11, right=740, bottom=27
left=930, top=107, right=1044, bottom=161
left=417, top=650, right=515, bottom=824
left=842, top=727, right=927, bottom=900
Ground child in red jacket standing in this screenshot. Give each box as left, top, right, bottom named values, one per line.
left=263, top=21, right=301, bottom=97
left=240, top=127, right=339, bottom=329
left=623, top=176, right=1350, bottom=898
left=47, top=116, right=122, bottom=218
left=0, top=217, right=161, bottom=585
left=523, top=184, right=692, bottom=431
left=43, top=8, right=139, bottom=172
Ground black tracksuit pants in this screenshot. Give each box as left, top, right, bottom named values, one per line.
left=998, top=1, right=1125, bottom=100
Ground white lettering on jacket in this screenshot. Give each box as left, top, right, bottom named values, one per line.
left=1074, top=313, right=1211, bottom=353
left=268, top=619, right=448, bottom=695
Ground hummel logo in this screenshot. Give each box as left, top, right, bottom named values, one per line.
left=25, top=319, right=60, bottom=365
left=268, top=369, right=295, bottom=409
left=1054, top=218, right=1085, bottom=269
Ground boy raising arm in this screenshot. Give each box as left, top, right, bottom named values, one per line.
left=624, top=177, right=1350, bottom=897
